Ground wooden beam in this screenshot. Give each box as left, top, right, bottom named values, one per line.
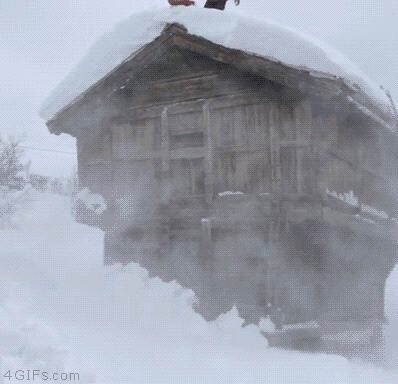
left=269, top=103, right=281, bottom=195
left=203, top=102, right=214, bottom=204
left=161, top=107, right=170, bottom=202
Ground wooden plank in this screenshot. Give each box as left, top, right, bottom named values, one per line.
left=295, top=101, right=312, bottom=195
left=112, top=151, right=161, bottom=160
left=203, top=102, right=214, bottom=204
left=128, top=72, right=266, bottom=109
left=125, top=93, right=278, bottom=121
left=269, top=103, right=281, bottom=194
left=160, top=107, right=170, bottom=202
left=296, top=100, right=312, bottom=141
left=170, top=147, right=204, bottom=159
left=256, top=103, right=272, bottom=193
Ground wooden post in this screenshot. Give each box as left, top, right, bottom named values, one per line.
left=269, top=103, right=281, bottom=195
left=315, top=114, right=336, bottom=202
left=203, top=102, right=214, bottom=204
left=158, top=107, right=171, bottom=258
left=295, top=100, right=312, bottom=194
left=161, top=107, right=170, bottom=200
left=268, top=102, right=282, bottom=310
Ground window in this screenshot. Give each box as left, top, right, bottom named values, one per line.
left=170, top=132, right=204, bottom=150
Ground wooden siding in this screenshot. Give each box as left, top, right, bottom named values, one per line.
left=51, top=40, right=398, bottom=334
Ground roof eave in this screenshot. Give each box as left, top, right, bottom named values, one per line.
left=47, top=22, right=396, bottom=135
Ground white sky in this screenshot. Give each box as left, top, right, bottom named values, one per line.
left=0, top=0, right=397, bottom=177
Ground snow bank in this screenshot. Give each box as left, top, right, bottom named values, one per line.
left=1, top=193, right=398, bottom=383
left=0, top=185, right=35, bottom=228
left=218, top=191, right=244, bottom=197
left=40, top=6, right=392, bottom=120
left=75, top=187, right=107, bottom=214
left=361, top=204, right=389, bottom=219
left=326, top=189, right=359, bottom=207
left=326, top=189, right=390, bottom=220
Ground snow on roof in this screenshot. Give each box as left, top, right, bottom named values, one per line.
left=40, top=6, right=392, bottom=121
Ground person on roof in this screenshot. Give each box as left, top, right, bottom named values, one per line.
left=168, top=0, right=195, bottom=6
left=204, top=0, right=240, bottom=10
left=168, top=0, right=240, bottom=10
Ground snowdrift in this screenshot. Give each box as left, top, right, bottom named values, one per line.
left=40, top=6, right=391, bottom=121
left=1, top=192, right=398, bottom=383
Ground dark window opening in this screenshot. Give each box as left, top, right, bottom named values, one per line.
left=170, top=132, right=204, bottom=150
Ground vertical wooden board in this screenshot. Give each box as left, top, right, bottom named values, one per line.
left=327, top=157, right=338, bottom=192
left=153, top=118, right=162, bottom=150
left=213, top=155, right=221, bottom=194
left=147, top=117, right=160, bottom=150
left=246, top=104, right=257, bottom=148
left=216, top=107, right=235, bottom=147
left=221, top=108, right=231, bottom=147
left=235, top=152, right=248, bottom=192
left=258, top=103, right=272, bottom=193
left=121, top=124, right=128, bottom=156
left=279, top=104, right=296, bottom=141
left=217, top=108, right=225, bottom=147
left=110, top=126, right=119, bottom=158
left=295, top=101, right=312, bottom=194
left=111, top=124, right=128, bottom=159
left=102, top=132, right=112, bottom=161
left=255, top=103, right=267, bottom=144
left=191, top=158, right=205, bottom=194
left=247, top=152, right=260, bottom=194
left=203, top=103, right=214, bottom=202
left=227, top=153, right=234, bottom=190
left=161, top=108, right=170, bottom=171
left=112, top=161, right=126, bottom=195
left=278, top=105, right=287, bottom=141
left=296, top=146, right=304, bottom=195
left=213, top=108, right=222, bottom=147
left=322, top=115, right=338, bottom=152
left=234, top=105, right=248, bottom=147
left=257, top=103, right=271, bottom=193
left=159, top=108, right=170, bottom=202
left=143, top=119, right=152, bottom=150
left=300, top=149, right=315, bottom=195
left=136, top=122, right=145, bottom=150
left=217, top=155, right=226, bottom=194
left=280, top=147, right=297, bottom=194
left=211, top=108, right=220, bottom=147
left=295, top=100, right=316, bottom=194
left=269, top=103, right=281, bottom=194
left=295, top=100, right=312, bottom=141
left=124, top=124, right=134, bottom=157
left=216, top=153, right=233, bottom=192
left=314, top=114, right=335, bottom=195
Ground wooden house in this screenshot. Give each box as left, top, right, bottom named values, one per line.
left=43, top=10, right=398, bottom=353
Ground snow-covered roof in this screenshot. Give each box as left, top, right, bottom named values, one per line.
left=40, top=6, right=393, bottom=121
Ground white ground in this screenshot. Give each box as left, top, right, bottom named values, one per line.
left=0, top=192, right=398, bottom=383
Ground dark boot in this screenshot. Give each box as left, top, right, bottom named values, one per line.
left=204, top=0, right=228, bottom=10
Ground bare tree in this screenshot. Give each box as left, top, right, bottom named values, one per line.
left=0, top=137, right=24, bottom=189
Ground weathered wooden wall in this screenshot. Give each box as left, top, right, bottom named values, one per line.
left=56, top=46, right=398, bottom=327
